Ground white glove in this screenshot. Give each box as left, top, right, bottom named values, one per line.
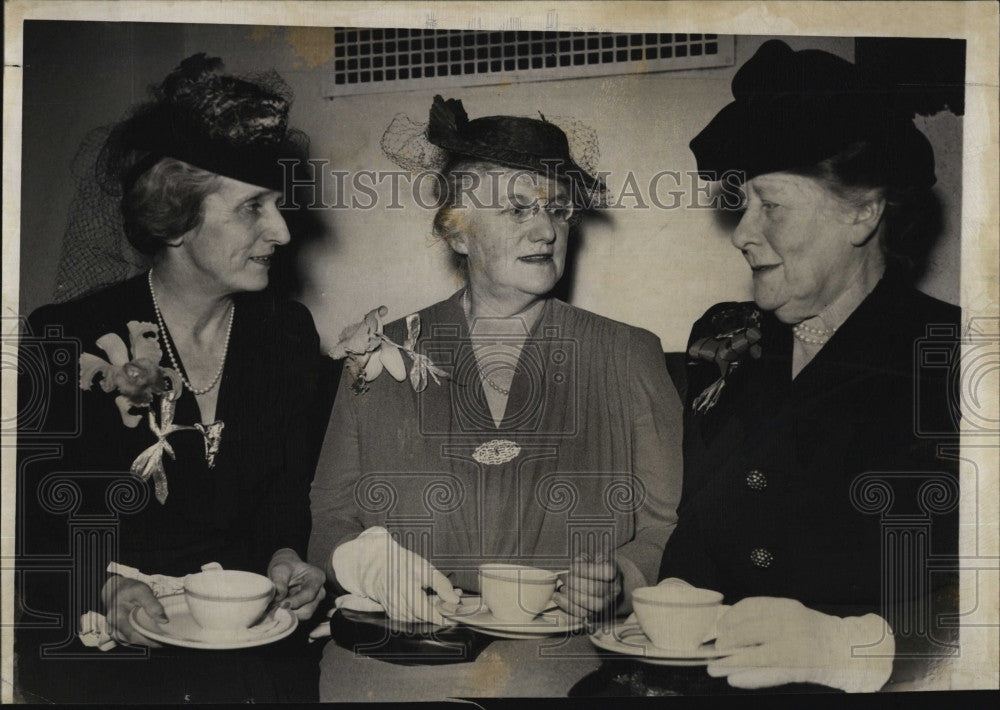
left=331, top=526, right=461, bottom=625
left=708, top=597, right=895, bottom=693
left=335, top=593, right=387, bottom=613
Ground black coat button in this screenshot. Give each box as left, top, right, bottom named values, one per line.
left=745, top=470, right=767, bottom=491
left=750, top=547, right=773, bottom=568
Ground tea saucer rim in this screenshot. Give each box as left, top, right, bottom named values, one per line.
left=588, top=624, right=726, bottom=660
left=129, top=593, right=298, bottom=649
left=436, top=595, right=584, bottom=634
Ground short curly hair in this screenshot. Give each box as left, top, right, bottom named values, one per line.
left=120, top=157, right=221, bottom=254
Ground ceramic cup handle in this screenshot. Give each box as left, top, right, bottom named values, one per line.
left=702, top=604, right=731, bottom=643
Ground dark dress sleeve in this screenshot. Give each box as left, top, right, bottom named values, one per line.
left=16, top=305, right=80, bottom=615
left=657, top=307, right=727, bottom=586
left=881, top=305, right=961, bottom=680
left=655, top=499, right=721, bottom=591
left=251, top=301, right=324, bottom=566
left=16, top=301, right=132, bottom=641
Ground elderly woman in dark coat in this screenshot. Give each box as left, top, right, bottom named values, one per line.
left=15, top=55, right=326, bottom=703
left=657, top=40, right=960, bottom=693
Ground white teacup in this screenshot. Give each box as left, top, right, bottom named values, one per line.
left=631, top=584, right=727, bottom=651
left=183, top=569, right=274, bottom=631
left=479, top=563, right=562, bottom=623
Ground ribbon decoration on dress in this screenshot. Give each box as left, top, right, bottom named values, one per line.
left=689, top=305, right=763, bottom=413
left=404, top=313, right=448, bottom=393
left=129, top=394, right=194, bottom=504
left=329, top=307, right=449, bottom=395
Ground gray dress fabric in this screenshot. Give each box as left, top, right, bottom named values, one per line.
left=309, top=290, right=683, bottom=593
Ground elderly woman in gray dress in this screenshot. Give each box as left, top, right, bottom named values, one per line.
left=308, top=96, right=683, bottom=627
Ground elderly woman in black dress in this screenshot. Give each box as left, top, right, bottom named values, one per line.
left=16, top=55, right=326, bottom=703
left=657, top=41, right=960, bottom=693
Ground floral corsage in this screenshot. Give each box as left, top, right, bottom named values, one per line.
left=330, top=306, right=449, bottom=395
left=79, top=321, right=192, bottom=504
left=688, top=304, right=763, bottom=413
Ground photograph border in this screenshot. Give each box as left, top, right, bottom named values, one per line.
left=3, top=1, right=997, bottom=703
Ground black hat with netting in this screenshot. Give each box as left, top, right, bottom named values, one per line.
left=55, top=54, right=307, bottom=302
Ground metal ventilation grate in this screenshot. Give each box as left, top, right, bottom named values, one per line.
left=323, top=29, right=734, bottom=97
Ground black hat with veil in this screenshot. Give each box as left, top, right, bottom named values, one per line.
left=54, top=54, right=308, bottom=302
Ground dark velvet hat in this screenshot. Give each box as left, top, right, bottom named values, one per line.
left=690, top=40, right=936, bottom=189
left=102, top=54, right=308, bottom=194
left=427, top=95, right=607, bottom=202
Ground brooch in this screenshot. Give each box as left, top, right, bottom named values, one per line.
left=472, top=439, right=522, bottom=465
left=79, top=320, right=226, bottom=503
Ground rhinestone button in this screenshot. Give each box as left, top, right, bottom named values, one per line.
left=750, top=547, right=774, bottom=568
left=745, top=469, right=767, bottom=491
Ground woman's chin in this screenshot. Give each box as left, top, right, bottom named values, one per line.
left=751, top=286, right=795, bottom=319
left=753, top=298, right=802, bottom=324
left=237, top=274, right=271, bottom=293
left=751, top=294, right=778, bottom=314
left=524, top=280, right=560, bottom=300
left=504, top=274, right=561, bottom=300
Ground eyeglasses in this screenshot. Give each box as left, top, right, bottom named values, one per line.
left=498, top=199, right=575, bottom=224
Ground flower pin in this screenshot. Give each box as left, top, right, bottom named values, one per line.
left=79, top=321, right=183, bottom=427
left=330, top=307, right=448, bottom=395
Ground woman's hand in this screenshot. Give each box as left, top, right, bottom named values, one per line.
left=552, top=554, right=623, bottom=619
left=100, top=575, right=165, bottom=647
left=330, top=526, right=460, bottom=625
left=267, top=548, right=327, bottom=620
left=707, top=597, right=894, bottom=692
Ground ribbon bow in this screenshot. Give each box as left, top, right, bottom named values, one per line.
left=689, top=306, right=763, bottom=413
left=404, top=313, right=448, bottom=393
left=130, top=394, right=195, bottom=504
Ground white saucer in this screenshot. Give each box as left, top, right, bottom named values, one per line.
left=130, top=593, right=298, bottom=649
left=437, top=596, right=584, bottom=639
left=589, top=623, right=727, bottom=666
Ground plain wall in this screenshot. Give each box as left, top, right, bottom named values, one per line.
left=19, top=22, right=961, bottom=351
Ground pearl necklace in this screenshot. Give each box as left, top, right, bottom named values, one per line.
left=462, top=290, right=518, bottom=397
left=482, top=370, right=515, bottom=396
left=148, top=270, right=234, bottom=396
left=792, top=320, right=835, bottom=345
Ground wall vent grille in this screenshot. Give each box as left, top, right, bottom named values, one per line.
left=323, top=28, right=734, bottom=97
